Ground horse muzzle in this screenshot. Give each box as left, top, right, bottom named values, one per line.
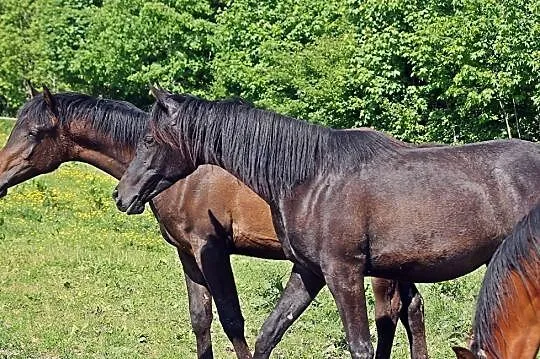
left=0, top=179, right=11, bottom=199
left=112, top=188, right=145, bottom=214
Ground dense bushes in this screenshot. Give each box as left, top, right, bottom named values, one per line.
left=1, top=0, right=539, bottom=142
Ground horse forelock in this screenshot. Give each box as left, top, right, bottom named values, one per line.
left=473, top=204, right=540, bottom=358
left=17, top=92, right=148, bottom=147
left=149, top=102, right=174, bottom=147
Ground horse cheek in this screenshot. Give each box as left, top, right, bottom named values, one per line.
left=452, top=346, right=477, bottom=359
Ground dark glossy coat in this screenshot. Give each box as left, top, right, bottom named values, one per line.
left=114, top=89, right=540, bottom=358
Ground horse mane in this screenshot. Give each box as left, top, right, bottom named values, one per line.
left=472, top=203, right=540, bottom=357
left=149, top=94, right=409, bottom=200
left=16, top=92, right=148, bottom=147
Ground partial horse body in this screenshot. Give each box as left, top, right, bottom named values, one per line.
left=0, top=89, right=427, bottom=359
left=114, top=89, right=540, bottom=358
left=453, top=203, right=540, bottom=359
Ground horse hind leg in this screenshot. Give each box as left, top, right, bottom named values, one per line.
left=372, top=279, right=428, bottom=359
left=398, top=282, right=428, bottom=359
left=178, top=250, right=214, bottom=359
left=372, top=278, right=401, bottom=359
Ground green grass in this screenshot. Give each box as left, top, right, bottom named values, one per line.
left=0, top=120, right=484, bottom=358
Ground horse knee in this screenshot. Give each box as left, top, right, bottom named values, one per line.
left=190, top=308, right=213, bottom=336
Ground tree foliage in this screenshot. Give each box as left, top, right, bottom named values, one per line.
left=1, top=0, right=539, bottom=142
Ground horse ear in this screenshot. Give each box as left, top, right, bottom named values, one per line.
left=150, top=83, right=171, bottom=98
left=42, top=85, right=59, bottom=127
left=452, top=346, right=477, bottom=359
left=24, top=79, right=39, bottom=98
left=150, top=84, right=171, bottom=113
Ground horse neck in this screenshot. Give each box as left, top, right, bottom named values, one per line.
left=186, top=120, right=327, bottom=204
left=68, top=121, right=136, bottom=180
left=484, top=269, right=540, bottom=358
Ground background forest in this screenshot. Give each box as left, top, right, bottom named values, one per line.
left=1, top=0, right=540, bottom=142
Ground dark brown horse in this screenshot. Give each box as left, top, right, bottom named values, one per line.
left=114, top=88, right=540, bottom=359
left=453, top=203, right=540, bottom=359
left=0, top=87, right=427, bottom=358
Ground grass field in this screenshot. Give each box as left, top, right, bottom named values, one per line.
left=0, top=119, right=484, bottom=358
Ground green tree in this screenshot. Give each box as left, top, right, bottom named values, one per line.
left=73, top=0, right=216, bottom=108
left=0, top=0, right=92, bottom=115
left=348, top=0, right=540, bottom=142
left=211, top=0, right=356, bottom=127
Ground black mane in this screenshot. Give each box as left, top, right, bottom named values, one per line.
left=150, top=94, right=409, bottom=200
left=472, top=203, right=540, bottom=356
left=17, top=92, right=148, bottom=147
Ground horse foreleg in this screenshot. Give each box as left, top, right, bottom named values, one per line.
left=372, top=278, right=401, bottom=359
left=323, top=255, right=374, bottom=359
left=398, top=282, right=428, bottom=359
left=253, top=264, right=324, bottom=359
left=178, top=250, right=214, bottom=359
left=192, top=237, right=252, bottom=359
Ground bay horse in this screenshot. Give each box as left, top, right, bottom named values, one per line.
left=114, top=87, right=540, bottom=358
left=0, top=86, right=427, bottom=358
left=453, top=203, right=540, bottom=359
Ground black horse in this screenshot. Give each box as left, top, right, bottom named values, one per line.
left=115, top=87, right=540, bottom=358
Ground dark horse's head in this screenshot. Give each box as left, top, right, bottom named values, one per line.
left=114, top=86, right=195, bottom=214
left=0, top=85, right=68, bottom=198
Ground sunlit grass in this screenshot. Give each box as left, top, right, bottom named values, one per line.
left=0, top=120, right=482, bottom=358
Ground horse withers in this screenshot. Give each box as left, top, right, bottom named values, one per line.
left=114, top=86, right=540, bottom=358
left=453, top=203, right=540, bottom=359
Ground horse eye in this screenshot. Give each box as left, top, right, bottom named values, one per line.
left=144, top=136, right=155, bottom=145
left=28, top=130, right=39, bottom=139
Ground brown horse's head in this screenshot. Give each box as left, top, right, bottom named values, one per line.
left=114, top=85, right=195, bottom=214
left=0, top=85, right=69, bottom=198
left=452, top=346, right=486, bottom=359
left=454, top=204, right=540, bottom=359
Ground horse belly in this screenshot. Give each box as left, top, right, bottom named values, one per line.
left=368, top=209, right=504, bottom=282
left=368, top=238, right=497, bottom=282
left=367, top=203, right=503, bottom=282
left=364, top=167, right=527, bottom=282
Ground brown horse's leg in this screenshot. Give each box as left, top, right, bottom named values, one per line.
left=178, top=250, right=214, bottom=359
left=253, top=264, right=324, bottom=359
left=372, top=278, right=401, bottom=359
left=193, top=238, right=252, bottom=359
left=323, top=257, right=374, bottom=359
left=398, top=282, right=428, bottom=359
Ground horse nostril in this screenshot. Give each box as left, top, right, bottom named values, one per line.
left=112, top=188, right=118, bottom=200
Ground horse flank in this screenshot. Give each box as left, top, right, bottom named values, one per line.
left=472, top=203, right=540, bottom=357
left=149, top=94, right=410, bottom=200
left=16, top=93, right=148, bottom=147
